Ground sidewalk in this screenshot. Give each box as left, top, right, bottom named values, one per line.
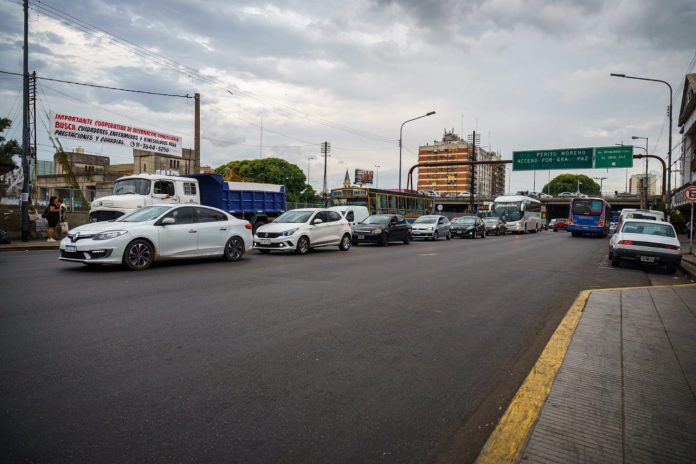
left=0, top=238, right=60, bottom=252
left=477, top=284, right=696, bottom=463
left=679, top=234, right=696, bottom=279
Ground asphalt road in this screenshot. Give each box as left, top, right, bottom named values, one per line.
left=0, top=231, right=688, bottom=463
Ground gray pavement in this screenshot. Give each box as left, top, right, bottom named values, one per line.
left=521, top=285, right=696, bottom=463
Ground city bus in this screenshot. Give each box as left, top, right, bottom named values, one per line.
left=567, top=197, right=611, bottom=237
left=491, top=195, right=542, bottom=233
left=330, top=187, right=435, bottom=222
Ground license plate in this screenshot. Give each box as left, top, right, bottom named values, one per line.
left=260, top=239, right=271, bottom=245
left=640, top=256, right=655, bottom=263
left=358, top=235, right=365, bottom=240
left=66, top=245, right=76, bottom=252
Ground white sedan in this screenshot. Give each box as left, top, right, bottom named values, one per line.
left=609, top=219, right=681, bottom=274
left=60, top=205, right=253, bottom=270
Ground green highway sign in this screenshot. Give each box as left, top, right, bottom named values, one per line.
left=512, top=146, right=635, bottom=171
left=594, top=146, right=633, bottom=168
left=513, top=148, right=594, bottom=171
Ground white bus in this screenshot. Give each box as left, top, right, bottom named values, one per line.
left=492, top=195, right=542, bottom=233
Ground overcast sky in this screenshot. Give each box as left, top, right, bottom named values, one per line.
left=1, top=0, right=695, bottom=194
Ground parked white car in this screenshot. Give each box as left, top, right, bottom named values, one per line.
left=60, top=205, right=253, bottom=270
left=254, top=208, right=352, bottom=254
left=609, top=219, right=681, bottom=274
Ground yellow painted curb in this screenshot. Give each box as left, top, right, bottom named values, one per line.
left=475, top=289, right=591, bottom=464
left=475, top=282, right=696, bottom=464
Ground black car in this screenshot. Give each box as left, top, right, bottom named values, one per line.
left=483, top=217, right=507, bottom=236
left=352, top=214, right=411, bottom=246
left=451, top=216, right=486, bottom=238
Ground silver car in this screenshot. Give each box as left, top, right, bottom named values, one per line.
left=410, top=215, right=452, bottom=241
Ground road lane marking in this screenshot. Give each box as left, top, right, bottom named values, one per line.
left=475, top=282, right=696, bottom=464
left=418, top=253, right=438, bottom=256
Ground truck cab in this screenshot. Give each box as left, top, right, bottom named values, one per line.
left=89, top=174, right=200, bottom=222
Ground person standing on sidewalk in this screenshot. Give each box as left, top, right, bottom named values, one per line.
left=58, top=198, right=68, bottom=238
left=45, top=196, right=60, bottom=242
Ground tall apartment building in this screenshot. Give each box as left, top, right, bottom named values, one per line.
left=417, top=130, right=502, bottom=196
left=629, top=173, right=657, bottom=195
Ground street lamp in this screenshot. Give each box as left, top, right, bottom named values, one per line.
left=611, top=73, right=672, bottom=217
left=374, top=164, right=380, bottom=189
left=594, top=177, right=607, bottom=196
left=399, top=111, right=435, bottom=190
left=306, top=155, right=315, bottom=187
left=632, top=136, right=649, bottom=207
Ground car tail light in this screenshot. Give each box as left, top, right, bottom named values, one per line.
left=245, top=223, right=252, bottom=230
left=568, top=217, right=573, bottom=225
left=664, top=244, right=680, bottom=250
left=618, top=240, right=633, bottom=245
left=599, top=218, right=604, bottom=226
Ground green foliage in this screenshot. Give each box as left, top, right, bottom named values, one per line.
left=542, top=173, right=600, bottom=195
left=0, top=118, right=21, bottom=171
left=215, top=157, right=310, bottom=202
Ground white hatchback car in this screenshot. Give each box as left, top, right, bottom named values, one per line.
left=609, top=219, right=681, bottom=274
left=254, top=208, right=352, bottom=254
left=59, top=205, right=253, bottom=270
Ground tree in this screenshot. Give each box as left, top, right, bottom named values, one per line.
left=215, top=157, right=309, bottom=202
left=542, top=174, right=600, bottom=195
left=0, top=118, right=21, bottom=175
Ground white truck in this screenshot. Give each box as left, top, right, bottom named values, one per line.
left=89, top=173, right=287, bottom=231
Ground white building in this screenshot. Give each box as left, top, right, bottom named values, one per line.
left=675, top=72, right=696, bottom=210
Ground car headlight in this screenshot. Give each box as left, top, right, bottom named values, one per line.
left=372, top=228, right=382, bottom=234
left=281, top=228, right=299, bottom=236
left=93, top=230, right=128, bottom=240
left=427, top=227, right=433, bottom=231
left=93, top=200, right=102, bottom=207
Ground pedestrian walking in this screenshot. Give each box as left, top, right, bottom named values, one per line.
left=45, top=196, right=60, bottom=242
left=58, top=198, right=69, bottom=237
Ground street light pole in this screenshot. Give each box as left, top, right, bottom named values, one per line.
left=594, top=176, right=607, bottom=196
left=306, top=155, right=315, bottom=187
left=399, top=111, right=435, bottom=191
left=611, top=73, right=673, bottom=217
left=374, top=164, right=380, bottom=189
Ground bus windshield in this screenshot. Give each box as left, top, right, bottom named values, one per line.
left=572, top=199, right=603, bottom=216
left=493, top=201, right=522, bottom=222
left=114, top=178, right=151, bottom=195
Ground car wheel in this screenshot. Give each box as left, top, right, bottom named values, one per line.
left=380, top=233, right=389, bottom=247
left=223, top=236, right=244, bottom=262
left=339, top=233, right=352, bottom=251
left=296, top=236, right=310, bottom=255
left=257, top=249, right=271, bottom=254
left=433, top=231, right=439, bottom=241
left=554, top=228, right=558, bottom=232
left=446, top=231, right=451, bottom=240
left=482, top=229, right=486, bottom=238
left=123, top=239, right=153, bottom=271
left=404, top=233, right=411, bottom=245
left=610, top=251, right=620, bottom=267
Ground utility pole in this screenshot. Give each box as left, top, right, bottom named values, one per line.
left=259, top=117, right=263, bottom=159
left=194, top=93, right=200, bottom=174
left=594, top=176, right=607, bottom=196
left=306, top=155, right=315, bottom=187
left=20, top=0, right=30, bottom=241
left=374, top=164, right=380, bottom=189
left=321, top=141, right=331, bottom=207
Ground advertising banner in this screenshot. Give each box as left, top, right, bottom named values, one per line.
left=50, top=112, right=182, bottom=155
left=354, top=169, right=374, bottom=184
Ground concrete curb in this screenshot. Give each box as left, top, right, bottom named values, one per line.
left=0, top=243, right=60, bottom=252
left=680, top=257, right=696, bottom=280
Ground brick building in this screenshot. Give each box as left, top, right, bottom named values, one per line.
left=417, top=130, right=503, bottom=196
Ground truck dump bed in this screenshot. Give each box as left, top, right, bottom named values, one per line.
left=186, top=174, right=286, bottom=214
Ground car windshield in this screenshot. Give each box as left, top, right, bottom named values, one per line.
left=362, top=215, right=390, bottom=225
left=415, top=216, right=437, bottom=224
left=117, top=205, right=172, bottom=222
left=572, top=199, right=603, bottom=215
left=113, top=178, right=151, bottom=195
left=275, top=210, right=315, bottom=223
left=493, top=201, right=522, bottom=222
left=621, top=222, right=676, bottom=237
left=454, top=217, right=476, bottom=224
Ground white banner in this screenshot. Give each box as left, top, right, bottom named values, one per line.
left=50, top=112, right=182, bottom=155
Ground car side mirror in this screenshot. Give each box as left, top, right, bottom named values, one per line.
left=313, top=218, right=323, bottom=225
left=161, top=217, right=175, bottom=225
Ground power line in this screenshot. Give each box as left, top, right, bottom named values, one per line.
left=0, top=69, right=191, bottom=98
left=24, top=0, right=395, bottom=144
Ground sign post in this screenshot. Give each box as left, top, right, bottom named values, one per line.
left=685, top=186, right=696, bottom=255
